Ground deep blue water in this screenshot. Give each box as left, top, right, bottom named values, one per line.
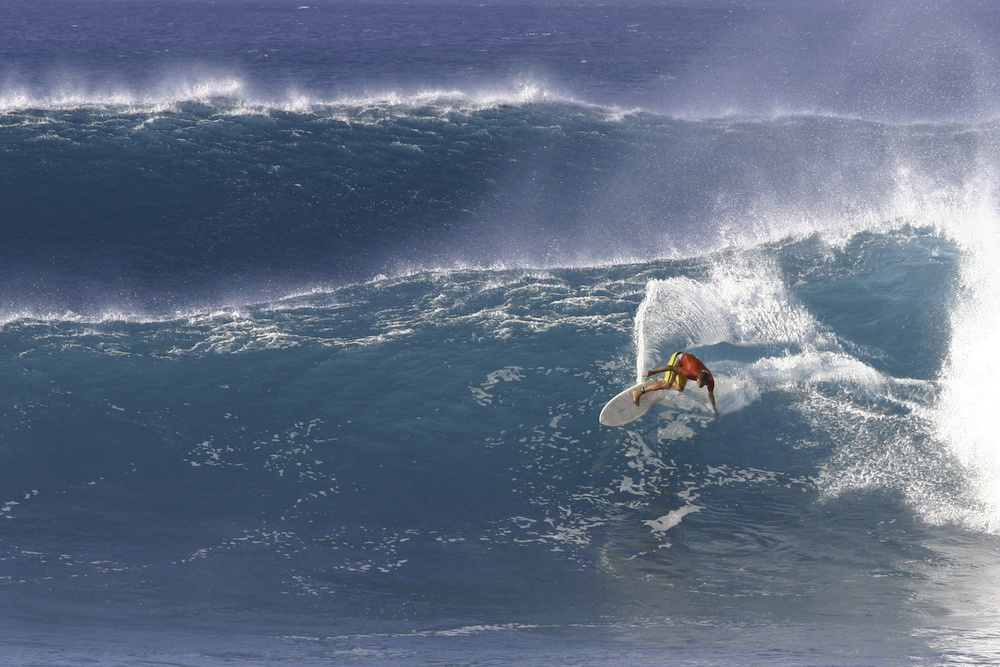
left=5, top=1, right=1000, bottom=665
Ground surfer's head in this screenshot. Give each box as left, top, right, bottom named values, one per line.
left=697, top=370, right=713, bottom=390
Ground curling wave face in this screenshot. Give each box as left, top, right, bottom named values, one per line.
left=0, top=222, right=993, bottom=659
left=5, top=84, right=1000, bottom=534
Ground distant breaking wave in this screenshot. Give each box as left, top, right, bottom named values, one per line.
left=0, top=75, right=595, bottom=115
left=1, top=84, right=997, bottom=313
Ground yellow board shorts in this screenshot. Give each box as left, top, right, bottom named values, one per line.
left=665, top=351, right=688, bottom=390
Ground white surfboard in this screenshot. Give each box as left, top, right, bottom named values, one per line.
left=599, top=377, right=665, bottom=426
left=600, top=352, right=686, bottom=427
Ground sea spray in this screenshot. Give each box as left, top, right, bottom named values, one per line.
left=932, top=169, right=1000, bottom=531
left=632, top=251, right=828, bottom=376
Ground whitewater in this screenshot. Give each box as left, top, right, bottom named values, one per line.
left=5, top=0, right=1000, bottom=664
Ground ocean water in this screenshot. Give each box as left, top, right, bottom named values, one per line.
left=4, top=1, right=1000, bottom=664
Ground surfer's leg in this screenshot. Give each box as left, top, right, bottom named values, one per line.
left=631, top=388, right=646, bottom=405
left=633, top=379, right=667, bottom=405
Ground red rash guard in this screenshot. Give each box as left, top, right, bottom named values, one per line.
left=677, top=353, right=715, bottom=392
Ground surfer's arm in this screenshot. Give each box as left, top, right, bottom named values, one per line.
left=643, top=364, right=678, bottom=378
left=708, top=390, right=719, bottom=416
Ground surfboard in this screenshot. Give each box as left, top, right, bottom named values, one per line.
left=599, top=352, right=686, bottom=427
left=599, top=377, right=666, bottom=426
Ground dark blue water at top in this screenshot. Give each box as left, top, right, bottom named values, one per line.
left=1, top=1, right=737, bottom=106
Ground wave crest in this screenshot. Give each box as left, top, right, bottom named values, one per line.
left=0, top=74, right=602, bottom=117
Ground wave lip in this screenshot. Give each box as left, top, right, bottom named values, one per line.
left=0, top=73, right=251, bottom=113
left=0, top=74, right=603, bottom=116
left=929, top=174, right=1000, bottom=532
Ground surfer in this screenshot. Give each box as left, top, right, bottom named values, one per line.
left=633, top=352, right=719, bottom=416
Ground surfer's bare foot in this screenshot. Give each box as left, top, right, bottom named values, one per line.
left=632, top=389, right=643, bottom=405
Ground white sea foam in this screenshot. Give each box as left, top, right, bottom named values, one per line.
left=923, top=167, right=1000, bottom=531
left=644, top=505, right=702, bottom=535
